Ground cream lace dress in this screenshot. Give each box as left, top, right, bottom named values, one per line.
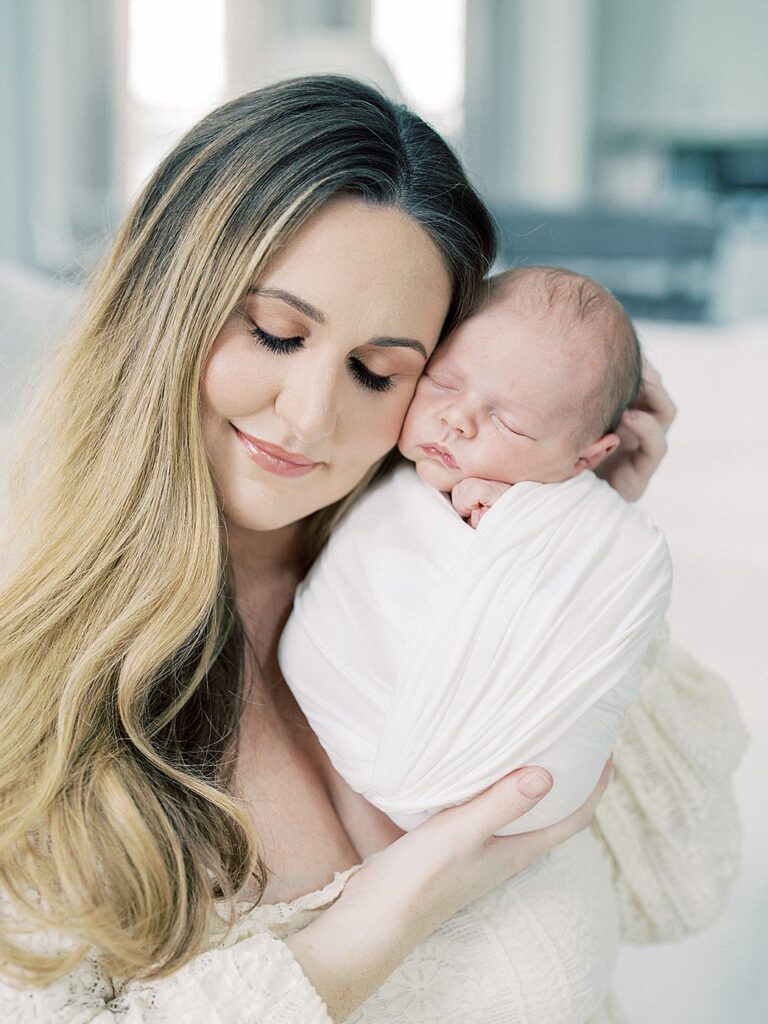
left=0, top=625, right=747, bottom=1024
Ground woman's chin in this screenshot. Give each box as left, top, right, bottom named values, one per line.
left=220, top=485, right=310, bottom=535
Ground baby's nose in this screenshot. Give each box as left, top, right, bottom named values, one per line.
left=442, top=401, right=476, bottom=437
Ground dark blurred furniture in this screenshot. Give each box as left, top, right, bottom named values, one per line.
left=493, top=207, right=719, bottom=321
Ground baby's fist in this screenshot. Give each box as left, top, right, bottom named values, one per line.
left=451, top=478, right=511, bottom=528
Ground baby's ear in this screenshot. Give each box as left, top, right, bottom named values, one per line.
left=575, top=432, right=620, bottom=472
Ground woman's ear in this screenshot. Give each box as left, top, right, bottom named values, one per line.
left=575, top=432, right=620, bottom=472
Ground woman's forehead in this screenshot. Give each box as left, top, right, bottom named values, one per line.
left=255, top=200, right=452, bottom=328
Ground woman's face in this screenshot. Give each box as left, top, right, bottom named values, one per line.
left=201, top=197, right=452, bottom=533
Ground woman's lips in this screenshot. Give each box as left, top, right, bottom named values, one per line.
left=420, top=444, right=459, bottom=470
left=232, top=426, right=321, bottom=477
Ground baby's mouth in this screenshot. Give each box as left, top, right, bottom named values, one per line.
left=419, top=444, right=459, bottom=470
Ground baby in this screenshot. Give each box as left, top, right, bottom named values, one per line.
left=279, top=266, right=671, bottom=835
left=399, top=265, right=639, bottom=526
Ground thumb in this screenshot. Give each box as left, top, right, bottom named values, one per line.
left=456, top=767, right=553, bottom=839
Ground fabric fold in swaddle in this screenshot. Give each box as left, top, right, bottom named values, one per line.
left=279, top=463, right=672, bottom=835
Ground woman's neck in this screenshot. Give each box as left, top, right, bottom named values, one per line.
left=224, top=517, right=307, bottom=693
left=225, top=517, right=306, bottom=581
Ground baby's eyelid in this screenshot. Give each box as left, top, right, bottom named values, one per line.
left=493, top=412, right=521, bottom=435
left=426, top=374, right=454, bottom=390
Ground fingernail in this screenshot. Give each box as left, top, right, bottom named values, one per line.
left=518, top=772, right=552, bottom=798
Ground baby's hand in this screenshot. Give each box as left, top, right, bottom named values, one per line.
left=451, top=478, right=511, bottom=529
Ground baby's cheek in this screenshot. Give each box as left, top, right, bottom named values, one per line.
left=473, top=435, right=514, bottom=478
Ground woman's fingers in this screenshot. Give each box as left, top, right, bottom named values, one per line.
left=600, top=405, right=670, bottom=500
left=595, top=358, right=676, bottom=499
left=640, top=354, right=662, bottom=386
left=533, top=755, right=613, bottom=846
left=622, top=409, right=669, bottom=492
left=488, top=757, right=613, bottom=866
left=638, top=357, right=677, bottom=430
left=604, top=359, right=674, bottom=500
left=338, top=761, right=612, bottom=954
left=439, top=766, right=554, bottom=843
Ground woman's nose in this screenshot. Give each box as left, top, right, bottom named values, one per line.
left=274, top=364, right=339, bottom=445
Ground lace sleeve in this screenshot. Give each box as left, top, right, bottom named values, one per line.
left=591, top=622, right=749, bottom=943
left=0, top=926, right=333, bottom=1023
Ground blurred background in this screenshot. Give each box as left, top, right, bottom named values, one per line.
left=0, top=2, right=765, bottom=1021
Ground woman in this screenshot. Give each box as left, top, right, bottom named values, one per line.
left=0, top=76, right=745, bottom=1023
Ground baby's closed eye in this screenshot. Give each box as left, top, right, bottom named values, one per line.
left=424, top=372, right=458, bottom=391
left=492, top=413, right=534, bottom=440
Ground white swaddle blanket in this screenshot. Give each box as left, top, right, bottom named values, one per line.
left=280, top=463, right=672, bottom=835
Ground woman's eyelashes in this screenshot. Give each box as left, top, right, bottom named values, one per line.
left=348, top=356, right=395, bottom=393
left=250, top=322, right=303, bottom=351
left=249, top=322, right=395, bottom=394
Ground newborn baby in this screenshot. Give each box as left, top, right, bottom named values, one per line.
left=400, top=266, right=637, bottom=525
left=279, top=266, right=672, bottom=835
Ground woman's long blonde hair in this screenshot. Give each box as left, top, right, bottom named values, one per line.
left=0, top=75, right=495, bottom=985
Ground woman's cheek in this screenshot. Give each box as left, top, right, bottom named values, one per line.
left=393, top=382, right=426, bottom=436
left=363, top=392, right=413, bottom=455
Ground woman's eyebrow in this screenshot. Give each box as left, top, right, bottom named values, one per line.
left=368, top=337, right=428, bottom=358
left=248, top=287, right=325, bottom=323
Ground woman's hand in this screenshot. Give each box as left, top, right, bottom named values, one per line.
left=596, top=357, right=677, bottom=501
left=286, top=760, right=612, bottom=1022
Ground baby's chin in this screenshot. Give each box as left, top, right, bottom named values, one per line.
left=410, top=455, right=463, bottom=493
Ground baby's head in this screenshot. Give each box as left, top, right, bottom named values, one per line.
left=398, top=266, right=641, bottom=492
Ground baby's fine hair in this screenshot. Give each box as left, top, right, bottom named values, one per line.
left=487, top=266, right=642, bottom=439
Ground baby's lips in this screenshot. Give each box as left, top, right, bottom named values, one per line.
left=419, top=443, right=459, bottom=470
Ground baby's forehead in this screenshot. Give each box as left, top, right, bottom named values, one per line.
left=447, top=295, right=580, bottom=364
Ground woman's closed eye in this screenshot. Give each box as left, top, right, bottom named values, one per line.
left=250, top=322, right=303, bottom=351
left=249, top=321, right=395, bottom=394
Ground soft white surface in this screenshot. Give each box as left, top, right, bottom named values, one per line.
left=0, top=265, right=764, bottom=1020
left=613, top=318, right=768, bottom=1024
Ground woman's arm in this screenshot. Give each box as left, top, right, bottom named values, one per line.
left=0, top=764, right=609, bottom=1024
left=596, top=357, right=676, bottom=501
left=591, top=624, right=748, bottom=942
left=287, top=762, right=611, bottom=1022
